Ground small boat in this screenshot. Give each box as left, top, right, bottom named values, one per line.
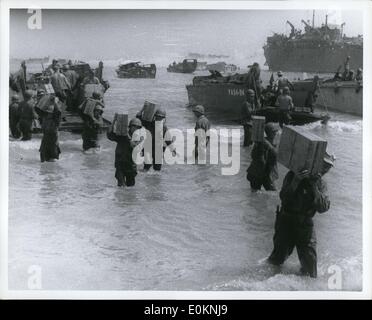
left=116, top=60, right=156, bottom=79
left=167, top=59, right=197, bottom=73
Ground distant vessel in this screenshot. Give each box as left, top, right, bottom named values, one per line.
left=167, top=59, right=197, bottom=73
left=26, top=56, right=50, bottom=64
left=116, top=61, right=156, bottom=79
left=263, top=13, right=363, bottom=72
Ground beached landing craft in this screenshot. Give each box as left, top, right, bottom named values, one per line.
left=10, top=60, right=111, bottom=133
left=186, top=72, right=328, bottom=125
left=316, top=79, right=363, bottom=116
left=116, top=60, right=156, bottom=79
left=167, top=59, right=198, bottom=73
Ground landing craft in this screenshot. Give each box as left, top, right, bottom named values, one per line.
left=10, top=60, right=112, bottom=133
left=167, top=59, right=197, bottom=73
left=116, top=60, right=156, bottom=79
left=186, top=71, right=329, bottom=125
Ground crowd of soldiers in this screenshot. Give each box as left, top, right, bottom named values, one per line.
left=9, top=59, right=109, bottom=161
left=8, top=58, right=336, bottom=279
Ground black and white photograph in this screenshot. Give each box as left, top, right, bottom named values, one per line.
left=0, top=0, right=371, bottom=299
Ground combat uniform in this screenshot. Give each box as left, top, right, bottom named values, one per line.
left=107, top=130, right=137, bottom=187
left=268, top=171, right=330, bottom=277
left=246, top=138, right=278, bottom=191
left=18, top=99, right=38, bottom=141
left=9, top=101, right=20, bottom=138
left=79, top=98, right=104, bottom=151
left=276, top=94, right=293, bottom=127
left=39, top=103, right=62, bottom=162
left=241, top=100, right=255, bottom=147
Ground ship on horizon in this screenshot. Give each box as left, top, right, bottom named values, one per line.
left=263, top=13, right=363, bottom=73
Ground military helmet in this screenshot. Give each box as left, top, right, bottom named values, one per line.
left=247, top=89, right=255, bottom=96
left=37, top=89, right=46, bottom=96
left=24, top=90, right=35, bottom=99
left=155, top=108, right=166, bottom=118
left=11, top=94, right=20, bottom=102
left=277, top=71, right=283, bottom=76
left=62, top=64, right=70, bottom=70
left=92, top=91, right=101, bottom=99
left=129, top=118, right=142, bottom=128
left=264, top=122, right=279, bottom=136
left=44, top=104, right=55, bottom=114
left=192, top=105, right=205, bottom=115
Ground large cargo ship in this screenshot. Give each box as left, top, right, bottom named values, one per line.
left=263, top=15, right=363, bottom=73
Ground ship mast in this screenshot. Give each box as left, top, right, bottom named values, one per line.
left=312, top=10, right=315, bottom=28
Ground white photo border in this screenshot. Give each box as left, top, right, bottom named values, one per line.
left=0, top=0, right=371, bottom=300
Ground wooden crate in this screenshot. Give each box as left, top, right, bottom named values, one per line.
left=43, top=84, right=55, bottom=94
left=83, top=84, right=104, bottom=98
left=251, top=116, right=266, bottom=142
left=278, top=125, right=327, bottom=175
left=114, top=113, right=128, bottom=136
left=142, top=101, right=157, bottom=122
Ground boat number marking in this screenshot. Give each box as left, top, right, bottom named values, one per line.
left=228, top=89, right=245, bottom=96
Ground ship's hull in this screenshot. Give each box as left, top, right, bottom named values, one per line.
left=167, top=67, right=196, bottom=74
left=116, top=68, right=156, bottom=79
left=316, top=81, right=363, bottom=116
left=263, top=43, right=363, bottom=73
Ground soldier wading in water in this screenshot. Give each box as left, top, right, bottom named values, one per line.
left=267, top=152, right=335, bottom=278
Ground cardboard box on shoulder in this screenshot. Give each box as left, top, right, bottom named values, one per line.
left=278, top=125, right=327, bottom=175
left=142, top=101, right=157, bottom=122
left=251, top=116, right=266, bottom=142
left=114, top=113, right=128, bottom=136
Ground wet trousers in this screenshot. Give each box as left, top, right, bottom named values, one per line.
left=268, top=212, right=317, bottom=278
left=243, top=124, right=252, bottom=147
left=10, top=122, right=21, bottom=139
left=82, top=126, right=99, bottom=151
left=19, top=119, right=33, bottom=141
left=249, top=176, right=276, bottom=191
left=279, top=110, right=291, bottom=128
left=39, top=131, right=61, bottom=162
left=115, top=163, right=136, bottom=187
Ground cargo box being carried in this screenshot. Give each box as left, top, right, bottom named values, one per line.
left=83, top=84, right=105, bottom=99
left=278, top=125, right=327, bottom=175
left=251, top=116, right=266, bottom=142
left=113, top=113, right=129, bottom=136
left=142, top=101, right=157, bottom=122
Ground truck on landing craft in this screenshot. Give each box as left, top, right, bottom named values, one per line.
left=116, top=61, right=156, bottom=79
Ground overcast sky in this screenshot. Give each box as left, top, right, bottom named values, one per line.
left=10, top=9, right=363, bottom=65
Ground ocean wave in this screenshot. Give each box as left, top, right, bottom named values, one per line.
left=205, top=255, right=362, bottom=291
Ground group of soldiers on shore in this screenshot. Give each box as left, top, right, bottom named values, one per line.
left=8, top=58, right=336, bottom=279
